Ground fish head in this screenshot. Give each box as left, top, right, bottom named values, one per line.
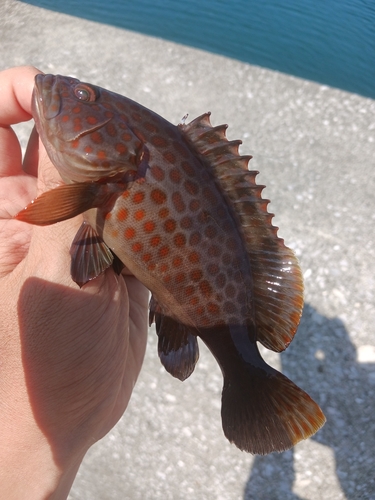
left=32, top=74, right=143, bottom=182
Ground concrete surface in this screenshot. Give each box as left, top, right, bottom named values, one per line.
left=1, top=1, right=375, bottom=499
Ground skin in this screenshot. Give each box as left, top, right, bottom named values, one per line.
left=0, top=66, right=149, bottom=499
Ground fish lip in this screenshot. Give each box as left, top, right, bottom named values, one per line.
left=32, top=74, right=62, bottom=121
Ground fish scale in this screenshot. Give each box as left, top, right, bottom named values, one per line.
left=16, top=74, right=325, bottom=455
left=92, top=113, right=254, bottom=329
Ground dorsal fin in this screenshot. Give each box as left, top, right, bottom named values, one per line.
left=179, top=113, right=303, bottom=352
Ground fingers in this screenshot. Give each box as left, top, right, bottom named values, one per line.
left=0, top=66, right=42, bottom=125
left=0, top=66, right=42, bottom=178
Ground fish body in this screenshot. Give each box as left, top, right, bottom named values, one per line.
left=17, top=74, right=325, bottom=454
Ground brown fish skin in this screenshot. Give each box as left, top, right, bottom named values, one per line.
left=15, top=74, right=325, bottom=454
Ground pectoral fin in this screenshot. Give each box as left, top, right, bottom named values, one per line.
left=15, top=182, right=103, bottom=225
left=70, top=221, right=114, bottom=287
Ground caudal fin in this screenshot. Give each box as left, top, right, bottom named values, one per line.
left=199, top=325, right=325, bottom=455
left=221, top=363, right=326, bottom=455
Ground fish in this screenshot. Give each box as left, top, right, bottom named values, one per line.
left=16, top=74, right=325, bottom=454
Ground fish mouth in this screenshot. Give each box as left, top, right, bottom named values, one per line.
left=33, top=74, right=82, bottom=121
left=33, top=74, right=61, bottom=121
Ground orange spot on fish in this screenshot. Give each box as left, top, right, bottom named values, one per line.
left=175, top=272, right=186, bottom=284
left=143, top=220, right=155, bottom=233
left=142, top=253, right=151, bottom=262
left=172, top=192, right=186, bottom=213
left=163, top=151, right=176, bottom=163
left=208, top=244, right=220, bottom=257
left=105, top=212, right=112, bottom=220
left=62, top=115, right=69, bottom=122
left=122, top=190, right=130, bottom=198
left=73, top=117, right=83, bottom=131
left=97, top=150, right=107, bottom=160
left=117, top=208, right=128, bottom=221
left=91, top=131, right=103, bottom=144
left=160, top=263, right=168, bottom=273
left=132, top=242, right=143, bottom=253
left=116, top=143, right=128, bottom=154
left=134, top=209, right=145, bottom=221
left=158, top=207, right=169, bottom=218
left=84, top=145, right=93, bottom=154
left=199, top=280, right=212, bottom=297
left=172, top=256, right=183, bottom=268
left=87, top=116, right=98, bottom=125
left=131, top=112, right=142, bottom=122
left=189, top=199, right=200, bottom=212
left=189, top=232, right=201, bottom=246
left=180, top=216, right=193, bottom=229
left=106, top=123, right=117, bottom=137
left=207, top=263, right=219, bottom=275
left=207, top=302, right=220, bottom=315
left=150, top=165, right=165, bottom=181
left=125, top=227, right=136, bottom=239
left=181, top=161, right=195, bottom=177
left=164, top=219, right=176, bottom=233
left=190, top=269, right=203, bottom=282
left=133, top=191, right=145, bottom=204
left=173, top=233, right=186, bottom=247
left=122, top=132, right=133, bottom=142
left=196, top=306, right=205, bottom=316
left=185, top=285, right=194, bottom=296
left=158, top=246, right=170, bottom=258
left=72, top=106, right=81, bottom=113
left=151, top=189, right=167, bottom=205
left=188, top=251, right=200, bottom=264
left=71, top=139, right=80, bottom=149
left=184, top=180, right=199, bottom=195
left=150, top=235, right=161, bottom=247
left=144, top=122, right=158, bottom=133
left=189, top=297, right=199, bottom=306
left=151, top=135, right=168, bottom=148
left=169, top=168, right=181, bottom=184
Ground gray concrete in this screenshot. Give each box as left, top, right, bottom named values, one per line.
left=1, top=1, right=375, bottom=498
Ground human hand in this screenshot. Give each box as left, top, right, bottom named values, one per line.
left=0, top=66, right=149, bottom=499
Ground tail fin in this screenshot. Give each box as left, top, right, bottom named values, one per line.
left=199, top=325, right=325, bottom=455
left=221, top=365, right=325, bottom=454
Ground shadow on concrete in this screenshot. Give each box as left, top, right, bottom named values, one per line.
left=244, top=303, right=375, bottom=500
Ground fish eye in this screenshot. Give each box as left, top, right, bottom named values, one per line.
left=74, top=84, right=97, bottom=102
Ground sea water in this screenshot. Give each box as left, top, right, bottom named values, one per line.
left=23, top=0, right=375, bottom=98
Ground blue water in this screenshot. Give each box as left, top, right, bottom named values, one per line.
left=24, top=0, right=374, bottom=98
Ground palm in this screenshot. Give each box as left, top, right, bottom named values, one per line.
left=0, top=67, right=149, bottom=467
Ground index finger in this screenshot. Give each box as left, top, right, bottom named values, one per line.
left=0, top=66, right=42, bottom=178
left=0, top=66, right=42, bottom=125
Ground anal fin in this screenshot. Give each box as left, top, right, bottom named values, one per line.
left=70, top=221, right=114, bottom=287
left=149, top=296, right=199, bottom=381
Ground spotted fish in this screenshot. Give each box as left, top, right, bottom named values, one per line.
left=16, top=74, right=325, bottom=454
